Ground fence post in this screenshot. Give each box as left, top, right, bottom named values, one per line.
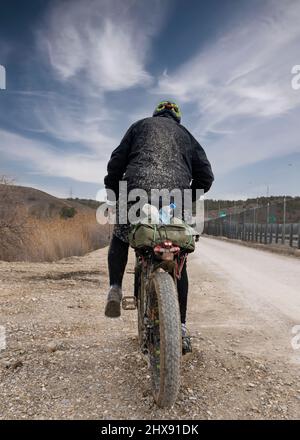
left=275, top=223, right=279, bottom=243
left=259, top=224, right=263, bottom=243
left=264, top=224, right=268, bottom=244
left=298, top=224, right=300, bottom=250
left=289, top=223, right=294, bottom=248
left=269, top=224, right=273, bottom=244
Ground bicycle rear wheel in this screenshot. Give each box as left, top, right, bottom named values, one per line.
left=135, top=263, right=145, bottom=349
left=147, top=270, right=181, bottom=408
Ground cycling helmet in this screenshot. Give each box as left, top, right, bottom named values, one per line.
left=153, top=100, right=181, bottom=123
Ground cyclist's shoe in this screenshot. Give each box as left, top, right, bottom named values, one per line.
left=181, top=323, right=192, bottom=356
left=105, top=285, right=122, bottom=318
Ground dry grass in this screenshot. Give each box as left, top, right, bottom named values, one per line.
left=0, top=183, right=109, bottom=262
left=24, top=213, right=109, bottom=262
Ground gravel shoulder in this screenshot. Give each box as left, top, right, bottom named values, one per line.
left=0, top=243, right=299, bottom=420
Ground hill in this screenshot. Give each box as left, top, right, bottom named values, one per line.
left=206, top=196, right=300, bottom=223
left=0, top=184, right=109, bottom=262
left=66, top=197, right=101, bottom=209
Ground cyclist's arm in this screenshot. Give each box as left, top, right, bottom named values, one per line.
left=190, top=137, right=214, bottom=200
left=104, top=125, right=134, bottom=201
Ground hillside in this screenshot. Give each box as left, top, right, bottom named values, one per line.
left=206, top=196, right=300, bottom=223
left=0, top=184, right=109, bottom=262
left=66, top=197, right=101, bottom=209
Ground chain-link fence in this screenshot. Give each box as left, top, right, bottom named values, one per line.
left=204, top=198, right=300, bottom=249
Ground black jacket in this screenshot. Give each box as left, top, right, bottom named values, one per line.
left=104, top=112, right=214, bottom=201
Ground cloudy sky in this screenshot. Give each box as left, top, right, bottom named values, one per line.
left=0, top=0, right=299, bottom=200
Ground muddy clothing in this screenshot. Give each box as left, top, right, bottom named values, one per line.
left=105, top=111, right=213, bottom=324
left=104, top=112, right=214, bottom=243
left=104, top=112, right=214, bottom=201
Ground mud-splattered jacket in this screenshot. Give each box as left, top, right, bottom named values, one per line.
left=104, top=112, right=214, bottom=201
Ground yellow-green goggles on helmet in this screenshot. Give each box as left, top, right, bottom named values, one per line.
left=154, top=100, right=181, bottom=122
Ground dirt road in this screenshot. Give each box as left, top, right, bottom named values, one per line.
left=0, top=237, right=299, bottom=419
left=192, top=238, right=300, bottom=364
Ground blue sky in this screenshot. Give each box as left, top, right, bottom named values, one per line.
left=0, top=0, right=299, bottom=200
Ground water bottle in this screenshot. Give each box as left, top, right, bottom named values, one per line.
left=159, top=203, right=176, bottom=224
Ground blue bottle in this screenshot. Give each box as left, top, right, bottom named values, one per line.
left=159, top=203, right=176, bottom=224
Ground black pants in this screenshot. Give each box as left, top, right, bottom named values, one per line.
left=108, top=234, right=188, bottom=324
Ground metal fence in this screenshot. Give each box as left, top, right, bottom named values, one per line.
left=204, top=199, right=300, bottom=249
left=204, top=219, right=300, bottom=249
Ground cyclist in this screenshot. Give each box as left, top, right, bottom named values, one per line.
left=104, top=101, right=214, bottom=354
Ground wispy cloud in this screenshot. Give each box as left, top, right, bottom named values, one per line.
left=32, top=93, right=118, bottom=153
left=0, top=129, right=106, bottom=184
left=2, top=0, right=299, bottom=199
left=155, top=0, right=300, bottom=156
left=0, top=0, right=168, bottom=193
left=16, top=0, right=168, bottom=177
left=39, top=0, right=165, bottom=92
